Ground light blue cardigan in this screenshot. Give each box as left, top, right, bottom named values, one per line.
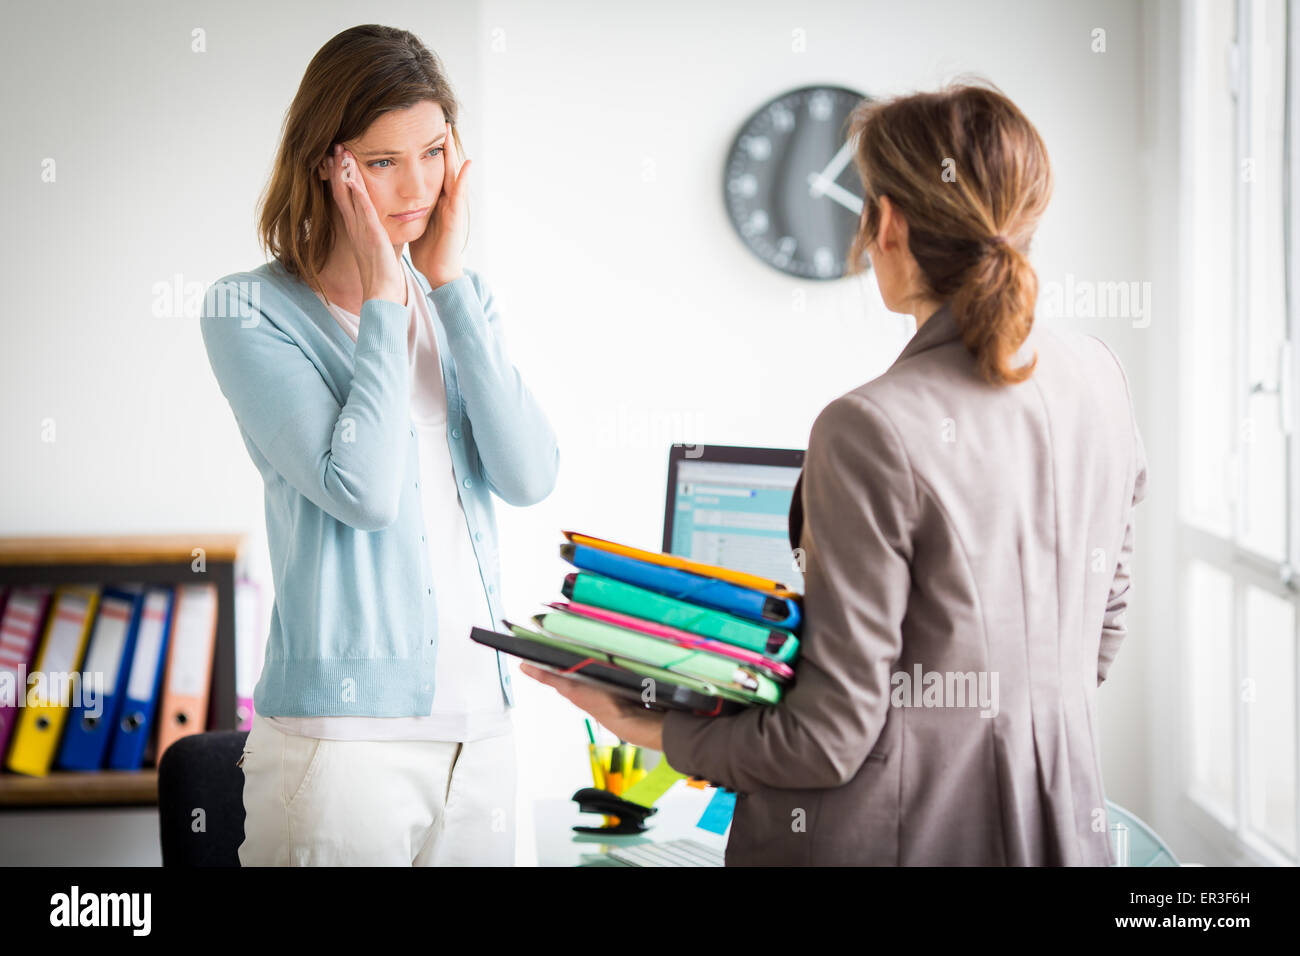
left=199, top=251, right=559, bottom=716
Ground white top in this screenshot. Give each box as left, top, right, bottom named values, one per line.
left=265, top=257, right=511, bottom=742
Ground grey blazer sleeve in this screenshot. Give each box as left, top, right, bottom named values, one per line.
left=1098, top=406, right=1148, bottom=685
left=1091, top=336, right=1148, bottom=686
left=661, top=393, right=915, bottom=792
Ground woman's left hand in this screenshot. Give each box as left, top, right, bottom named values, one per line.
left=520, top=662, right=667, bottom=751
left=410, top=123, right=471, bottom=288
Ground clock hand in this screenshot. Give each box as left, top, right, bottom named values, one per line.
left=810, top=137, right=857, bottom=192
left=806, top=173, right=864, bottom=215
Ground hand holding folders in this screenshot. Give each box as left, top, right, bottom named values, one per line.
left=470, top=530, right=803, bottom=715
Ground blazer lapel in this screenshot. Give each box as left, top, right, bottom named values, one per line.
left=888, top=300, right=961, bottom=370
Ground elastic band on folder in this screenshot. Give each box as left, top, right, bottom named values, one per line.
left=559, top=657, right=598, bottom=675
left=699, top=698, right=724, bottom=717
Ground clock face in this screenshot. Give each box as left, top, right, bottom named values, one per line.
left=723, top=85, right=871, bottom=280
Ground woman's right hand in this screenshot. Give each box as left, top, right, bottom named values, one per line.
left=327, top=143, right=405, bottom=305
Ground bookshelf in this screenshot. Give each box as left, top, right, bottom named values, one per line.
left=0, top=533, right=246, bottom=808
left=0, top=769, right=158, bottom=808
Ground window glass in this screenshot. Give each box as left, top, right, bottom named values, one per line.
left=1244, top=585, right=1296, bottom=856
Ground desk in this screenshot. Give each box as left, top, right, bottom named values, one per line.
left=534, top=785, right=730, bottom=866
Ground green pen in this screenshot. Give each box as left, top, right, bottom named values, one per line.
left=584, top=718, right=605, bottom=789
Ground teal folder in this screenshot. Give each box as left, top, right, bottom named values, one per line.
left=563, top=571, right=799, bottom=663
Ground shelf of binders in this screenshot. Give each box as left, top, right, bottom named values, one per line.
left=0, top=533, right=247, bottom=809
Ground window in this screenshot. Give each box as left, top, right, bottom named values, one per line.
left=1180, top=0, right=1298, bottom=864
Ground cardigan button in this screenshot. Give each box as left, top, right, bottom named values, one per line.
left=462, top=477, right=473, bottom=489
left=488, top=584, right=495, bottom=595
left=451, top=428, right=461, bottom=440
left=474, top=531, right=483, bottom=542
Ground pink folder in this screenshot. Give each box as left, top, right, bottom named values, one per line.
left=548, top=600, right=795, bottom=682
left=0, top=587, right=53, bottom=760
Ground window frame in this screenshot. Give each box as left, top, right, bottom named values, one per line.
left=1178, top=0, right=1300, bottom=868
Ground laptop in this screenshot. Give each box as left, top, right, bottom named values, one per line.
left=662, top=443, right=806, bottom=592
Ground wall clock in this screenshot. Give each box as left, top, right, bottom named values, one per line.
left=723, top=84, right=870, bottom=280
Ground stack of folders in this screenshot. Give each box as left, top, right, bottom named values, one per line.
left=0, top=578, right=264, bottom=777
left=499, top=531, right=801, bottom=711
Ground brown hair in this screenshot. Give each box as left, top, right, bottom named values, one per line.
left=846, top=79, right=1053, bottom=386
left=256, top=24, right=466, bottom=299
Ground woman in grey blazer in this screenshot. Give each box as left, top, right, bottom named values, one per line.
left=525, top=81, right=1148, bottom=865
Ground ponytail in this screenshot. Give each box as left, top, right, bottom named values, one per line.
left=950, top=238, right=1038, bottom=386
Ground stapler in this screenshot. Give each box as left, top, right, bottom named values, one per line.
left=570, top=787, right=659, bottom=834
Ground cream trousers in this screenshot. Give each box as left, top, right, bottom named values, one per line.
left=236, top=712, right=517, bottom=866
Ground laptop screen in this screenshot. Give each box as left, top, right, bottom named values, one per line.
left=665, top=456, right=804, bottom=591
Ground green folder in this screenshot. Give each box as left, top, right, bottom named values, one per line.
left=506, top=620, right=772, bottom=706
left=535, top=610, right=784, bottom=705
left=564, top=571, right=800, bottom=663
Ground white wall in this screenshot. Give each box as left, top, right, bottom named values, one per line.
left=0, top=0, right=1172, bottom=862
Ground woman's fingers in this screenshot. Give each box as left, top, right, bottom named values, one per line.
left=445, top=124, right=461, bottom=178
left=339, top=148, right=396, bottom=255
left=443, top=124, right=470, bottom=200
left=328, top=145, right=362, bottom=235
left=520, top=663, right=631, bottom=720
left=520, top=662, right=564, bottom=690
left=455, top=158, right=471, bottom=201
left=521, top=662, right=582, bottom=701
left=325, top=147, right=348, bottom=218
left=324, top=144, right=404, bottom=302
left=341, top=149, right=378, bottom=220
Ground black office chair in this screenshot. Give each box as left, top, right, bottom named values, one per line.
left=157, top=730, right=248, bottom=866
